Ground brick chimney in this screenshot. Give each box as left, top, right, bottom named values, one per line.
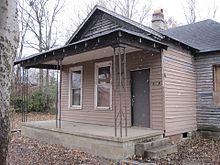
left=151, top=9, right=166, bottom=31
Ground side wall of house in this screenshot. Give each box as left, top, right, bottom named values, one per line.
left=60, top=51, right=164, bottom=130
left=163, top=48, right=197, bottom=136
left=195, top=53, right=220, bottom=131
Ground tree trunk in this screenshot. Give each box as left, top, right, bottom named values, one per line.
left=0, top=0, right=19, bottom=164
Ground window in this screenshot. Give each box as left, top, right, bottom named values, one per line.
left=69, top=66, right=83, bottom=109
left=214, top=66, right=220, bottom=92
left=213, top=66, right=220, bottom=106
left=95, top=62, right=112, bottom=109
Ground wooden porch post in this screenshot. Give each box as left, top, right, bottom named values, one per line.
left=56, top=60, right=59, bottom=128
left=113, top=48, right=117, bottom=136
left=123, top=48, right=128, bottom=136
left=25, top=68, right=29, bottom=122
left=59, top=59, right=63, bottom=128
left=21, top=67, right=25, bottom=122
left=21, top=67, right=28, bottom=122
left=56, top=59, right=63, bottom=128
left=119, top=46, right=122, bottom=137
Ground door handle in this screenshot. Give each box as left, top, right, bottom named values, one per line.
left=131, top=96, right=135, bottom=106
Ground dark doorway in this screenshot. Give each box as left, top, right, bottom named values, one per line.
left=131, top=69, right=150, bottom=127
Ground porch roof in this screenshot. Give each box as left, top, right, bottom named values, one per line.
left=14, top=28, right=167, bottom=69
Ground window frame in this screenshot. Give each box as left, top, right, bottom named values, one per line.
left=94, top=61, right=112, bottom=110
left=213, top=65, right=220, bottom=92
left=69, top=66, right=83, bottom=110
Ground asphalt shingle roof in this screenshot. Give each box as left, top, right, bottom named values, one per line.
left=163, top=19, right=220, bottom=53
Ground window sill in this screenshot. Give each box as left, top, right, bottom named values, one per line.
left=69, top=106, right=82, bottom=110
left=95, top=107, right=112, bottom=111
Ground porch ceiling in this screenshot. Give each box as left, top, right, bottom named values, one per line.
left=43, top=46, right=140, bottom=66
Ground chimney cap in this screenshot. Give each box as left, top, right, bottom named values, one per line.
left=153, top=8, right=163, bottom=14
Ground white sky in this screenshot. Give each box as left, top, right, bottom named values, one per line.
left=22, top=0, right=220, bottom=56
left=60, top=0, right=220, bottom=26
left=54, top=0, right=219, bottom=44
left=153, top=0, right=220, bottom=24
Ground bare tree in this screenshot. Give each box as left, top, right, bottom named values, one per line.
left=69, top=0, right=115, bottom=29
left=208, top=0, right=218, bottom=19
left=183, top=0, right=218, bottom=24
left=166, top=17, right=180, bottom=28
left=116, top=0, right=152, bottom=23
left=183, top=0, right=197, bottom=24
left=0, top=0, right=19, bottom=164
left=13, top=0, right=31, bottom=97
left=19, top=0, right=64, bottom=111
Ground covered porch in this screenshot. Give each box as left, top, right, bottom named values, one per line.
left=15, top=27, right=167, bottom=159
left=15, top=28, right=167, bottom=136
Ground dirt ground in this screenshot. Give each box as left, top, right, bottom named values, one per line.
left=9, top=112, right=113, bottom=165
left=8, top=112, right=220, bottom=165
left=9, top=132, right=113, bottom=165
left=9, top=112, right=55, bottom=130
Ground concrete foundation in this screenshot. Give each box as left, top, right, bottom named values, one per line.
left=21, top=120, right=163, bottom=160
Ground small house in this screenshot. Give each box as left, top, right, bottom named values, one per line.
left=15, top=6, right=220, bottom=159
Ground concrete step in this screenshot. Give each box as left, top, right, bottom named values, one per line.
left=146, top=144, right=177, bottom=159
left=135, top=138, right=170, bottom=156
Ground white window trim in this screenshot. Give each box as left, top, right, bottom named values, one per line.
left=94, top=61, right=112, bottom=110
left=69, top=66, right=83, bottom=109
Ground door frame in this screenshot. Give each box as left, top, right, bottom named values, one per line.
left=130, top=67, right=151, bottom=128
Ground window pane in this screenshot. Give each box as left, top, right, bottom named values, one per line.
left=72, top=71, right=81, bottom=89
left=97, top=85, right=110, bottom=107
left=215, top=66, right=220, bottom=92
left=72, top=89, right=81, bottom=106
left=98, top=66, right=110, bottom=84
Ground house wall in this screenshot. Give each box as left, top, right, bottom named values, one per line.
left=60, top=50, right=164, bottom=130
left=162, top=48, right=197, bottom=136
left=195, top=53, right=220, bottom=131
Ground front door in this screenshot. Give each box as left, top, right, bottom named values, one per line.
left=131, top=69, right=150, bottom=127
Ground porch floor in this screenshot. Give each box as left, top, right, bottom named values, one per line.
left=22, top=120, right=163, bottom=159
left=23, top=120, right=163, bottom=142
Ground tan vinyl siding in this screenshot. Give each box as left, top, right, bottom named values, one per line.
left=61, top=50, right=163, bottom=130
left=163, top=48, right=197, bottom=136
left=127, top=51, right=163, bottom=130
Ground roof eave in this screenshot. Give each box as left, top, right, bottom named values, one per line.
left=15, top=29, right=167, bottom=68
left=195, top=49, right=220, bottom=55
left=163, top=35, right=199, bottom=53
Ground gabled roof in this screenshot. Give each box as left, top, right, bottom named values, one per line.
left=163, top=19, right=220, bottom=53
left=66, top=5, right=164, bottom=44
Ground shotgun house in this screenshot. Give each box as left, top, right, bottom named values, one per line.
left=15, top=6, right=220, bottom=159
